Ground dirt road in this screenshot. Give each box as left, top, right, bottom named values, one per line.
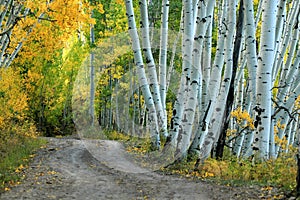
left=0, top=137, right=276, bottom=199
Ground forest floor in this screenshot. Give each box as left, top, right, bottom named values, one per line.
left=0, top=136, right=295, bottom=200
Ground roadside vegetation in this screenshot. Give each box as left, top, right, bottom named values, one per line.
left=0, top=136, right=47, bottom=192
left=105, top=130, right=297, bottom=198
left=1, top=0, right=300, bottom=199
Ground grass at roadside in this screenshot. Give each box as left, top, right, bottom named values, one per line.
left=103, top=130, right=297, bottom=197
left=0, top=136, right=47, bottom=193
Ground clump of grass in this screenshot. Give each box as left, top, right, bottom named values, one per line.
left=0, top=136, right=47, bottom=192
left=103, top=130, right=297, bottom=192
left=163, top=152, right=297, bottom=192
left=104, top=129, right=131, bottom=141
left=197, top=155, right=296, bottom=190
left=103, top=129, right=152, bottom=154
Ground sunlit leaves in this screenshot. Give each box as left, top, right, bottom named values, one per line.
left=0, top=68, right=28, bottom=128
left=231, top=107, right=255, bottom=130
left=96, top=0, right=127, bottom=38
left=12, top=0, right=93, bottom=66
left=274, top=120, right=288, bottom=150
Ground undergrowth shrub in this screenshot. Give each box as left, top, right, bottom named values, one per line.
left=0, top=67, right=47, bottom=192
left=104, top=130, right=297, bottom=191
left=0, top=67, right=38, bottom=157
left=104, top=129, right=131, bottom=141
left=195, top=153, right=297, bottom=190
left=0, top=136, right=47, bottom=192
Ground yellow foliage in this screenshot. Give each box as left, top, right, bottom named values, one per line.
left=294, top=95, right=300, bottom=110
left=231, top=107, right=255, bottom=130
left=192, top=155, right=296, bottom=190
left=0, top=68, right=28, bottom=129
left=97, top=0, right=127, bottom=38
left=115, top=0, right=124, bottom=5
left=15, top=164, right=25, bottom=173
left=226, top=129, right=237, bottom=137
left=200, top=158, right=228, bottom=177
left=274, top=120, right=288, bottom=150
left=11, top=0, right=94, bottom=66
left=47, top=171, right=57, bottom=175
left=167, top=102, right=173, bottom=126
left=133, top=93, right=139, bottom=100
left=95, top=2, right=105, bottom=14
left=105, top=130, right=131, bottom=141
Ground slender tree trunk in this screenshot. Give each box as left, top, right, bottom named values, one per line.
left=159, top=0, right=169, bottom=138
left=199, top=0, right=237, bottom=160
left=139, top=0, right=167, bottom=137
left=89, top=3, right=95, bottom=126
left=168, top=0, right=194, bottom=148
left=187, top=0, right=216, bottom=157
left=253, top=0, right=278, bottom=160
left=125, top=0, right=160, bottom=149
left=176, top=0, right=209, bottom=158
left=215, top=0, right=244, bottom=160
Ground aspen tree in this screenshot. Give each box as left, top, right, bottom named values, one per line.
left=125, top=0, right=160, bottom=149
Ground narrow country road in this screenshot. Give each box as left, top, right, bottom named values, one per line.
left=0, top=137, right=265, bottom=199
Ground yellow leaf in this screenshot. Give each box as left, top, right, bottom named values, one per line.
left=47, top=171, right=57, bottom=175
left=261, top=186, right=273, bottom=191
left=64, top=79, right=69, bottom=86
left=29, top=154, right=36, bottom=158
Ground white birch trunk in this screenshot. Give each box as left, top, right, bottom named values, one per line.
left=158, top=0, right=169, bottom=125
left=244, top=0, right=258, bottom=106
left=168, top=0, right=194, bottom=147
left=276, top=22, right=300, bottom=104
left=125, top=0, right=160, bottom=149
left=89, top=6, right=95, bottom=126
left=199, top=0, right=237, bottom=160
left=272, top=0, right=299, bottom=80
left=253, top=0, right=278, bottom=159
left=288, top=117, right=298, bottom=148
left=233, top=72, right=245, bottom=157
left=190, top=0, right=225, bottom=156
left=284, top=120, right=293, bottom=154
left=176, top=0, right=208, bottom=157
left=274, top=82, right=300, bottom=156
left=273, top=0, right=286, bottom=65
left=139, top=0, right=167, bottom=137
left=188, top=13, right=213, bottom=155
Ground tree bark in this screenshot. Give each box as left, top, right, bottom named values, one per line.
left=215, top=0, right=244, bottom=160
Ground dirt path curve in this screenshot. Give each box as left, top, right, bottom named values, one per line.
left=0, top=137, right=263, bottom=200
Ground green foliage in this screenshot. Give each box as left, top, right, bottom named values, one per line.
left=217, top=155, right=296, bottom=190
left=24, top=40, right=88, bottom=136
left=126, top=137, right=153, bottom=155
left=101, top=129, right=152, bottom=154
left=168, top=1, right=182, bottom=31
left=0, top=137, right=47, bottom=192
left=95, top=53, right=133, bottom=129
left=104, top=129, right=131, bottom=141
left=164, top=151, right=297, bottom=191
left=94, top=0, right=127, bottom=39
left=127, top=135, right=297, bottom=192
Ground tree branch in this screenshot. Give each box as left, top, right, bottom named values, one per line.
left=271, top=98, right=295, bottom=120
